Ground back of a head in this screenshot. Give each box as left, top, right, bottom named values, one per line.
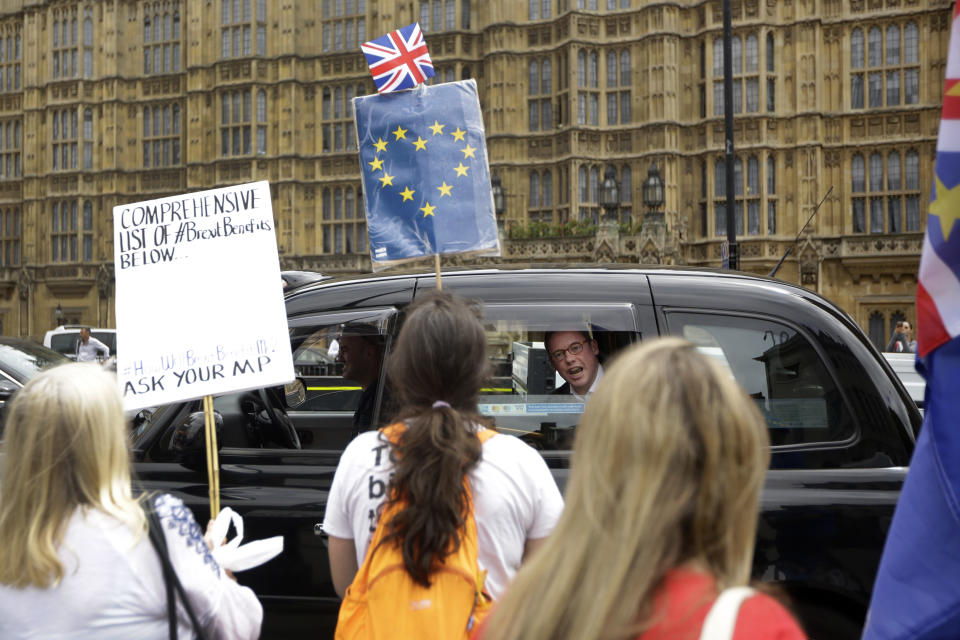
left=0, top=363, right=135, bottom=589
left=388, top=290, right=488, bottom=411
left=382, top=291, right=490, bottom=587
left=484, top=337, right=769, bottom=640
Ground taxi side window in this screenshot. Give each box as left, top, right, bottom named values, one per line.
left=667, top=312, right=856, bottom=446
left=479, top=303, right=639, bottom=451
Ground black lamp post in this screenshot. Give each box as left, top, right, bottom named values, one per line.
left=491, top=172, right=505, bottom=232
left=55, top=302, right=63, bottom=327
left=642, top=162, right=665, bottom=226
left=599, top=165, right=620, bottom=223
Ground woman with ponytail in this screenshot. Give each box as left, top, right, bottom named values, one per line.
left=323, top=291, right=563, bottom=606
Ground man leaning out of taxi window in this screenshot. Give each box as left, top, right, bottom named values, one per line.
left=545, top=330, right=604, bottom=399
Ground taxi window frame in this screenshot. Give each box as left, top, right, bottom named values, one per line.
left=663, top=307, right=861, bottom=451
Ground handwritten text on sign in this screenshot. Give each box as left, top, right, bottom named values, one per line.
left=113, top=181, right=294, bottom=412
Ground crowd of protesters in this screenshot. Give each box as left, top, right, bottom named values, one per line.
left=0, top=291, right=806, bottom=639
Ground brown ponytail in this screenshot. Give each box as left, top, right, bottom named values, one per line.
left=381, top=291, right=491, bottom=587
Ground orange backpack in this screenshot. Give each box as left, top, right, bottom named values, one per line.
left=335, top=423, right=496, bottom=640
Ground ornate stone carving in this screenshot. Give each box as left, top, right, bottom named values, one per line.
left=17, top=268, right=30, bottom=300
left=96, top=264, right=114, bottom=299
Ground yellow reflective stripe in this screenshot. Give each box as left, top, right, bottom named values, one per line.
left=306, top=386, right=362, bottom=391
left=480, top=387, right=514, bottom=393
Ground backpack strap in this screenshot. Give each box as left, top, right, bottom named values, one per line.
left=697, top=587, right=755, bottom=640
left=143, top=499, right=208, bottom=640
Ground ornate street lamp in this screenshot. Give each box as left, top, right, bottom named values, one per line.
left=599, top=165, right=620, bottom=222
left=55, top=302, right=63, bottom=327
left=491, top=172, right=505, bottom=218
left=642, top=162, right=665, bottom=226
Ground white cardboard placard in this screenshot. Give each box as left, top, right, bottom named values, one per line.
left=112, top=181, right=294, bottom=411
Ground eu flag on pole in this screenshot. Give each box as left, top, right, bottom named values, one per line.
left=863, top=5, right=960, bottom=639
left=352, top=79, right=500, bottom=270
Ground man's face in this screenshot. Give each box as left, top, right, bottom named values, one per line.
left=903, top=322, right=913, bottom=337
left=547, top=331, right=600, bottom=395
left=337, top=336, right=379, bottom=387
left=79, top=328, right=90, bottom=343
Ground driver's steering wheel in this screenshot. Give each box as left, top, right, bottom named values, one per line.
left=257, top=388, right=301, bottom=449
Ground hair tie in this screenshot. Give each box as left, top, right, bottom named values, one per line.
left=432, top=401, right=451, bottom=409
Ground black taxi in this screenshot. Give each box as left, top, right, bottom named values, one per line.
left=130, top=266, right=920, bottom=639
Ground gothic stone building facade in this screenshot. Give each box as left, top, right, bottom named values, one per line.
left=0, top=0, right=952, bottom=350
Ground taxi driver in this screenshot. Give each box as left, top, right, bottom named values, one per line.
left=545, top=330, right=604, bottom=397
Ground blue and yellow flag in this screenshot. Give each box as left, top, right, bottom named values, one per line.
left=353, top=80, right=500, bottom=269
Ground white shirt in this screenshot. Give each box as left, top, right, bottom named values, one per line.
left=0, top=494, right=262, bottom=640
left=77, top=336, right=110, bottom=362
left=323, top=428, right=564, bottom=599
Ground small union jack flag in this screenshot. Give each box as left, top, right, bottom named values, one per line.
left=361, top=23, right=435, bottom=94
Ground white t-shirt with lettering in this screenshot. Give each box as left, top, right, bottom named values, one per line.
left=323, top=427, right=564, bottom=599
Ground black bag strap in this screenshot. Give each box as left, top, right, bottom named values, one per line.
left=144, top=499, right=208, bottom=640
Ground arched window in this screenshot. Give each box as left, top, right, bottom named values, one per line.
left=620, top=50, right=630, bottom=85
left=851, top=29, right=864, bottom=68
left=334, top=187, right=343, bottom=220
left=904, top=22, right=918, bottom=64
left=345, top=188, right=355, bottom=220
left=257, top=89, right=267, bottom=121
left=767, top=156, right=776, bottom=194
left=887, top=152, right=901, bottom=190
left=731, top=36, right=741, bottom=74
left=172, top=104, right=180, bottom=134
left=869, top=153, right=883, bottom=191
left=541, top=59, right=551, bottom=93
left=543, top=170, right=553, bottom=206
left=868, top=27, right=882, bottom=67
left=445, top=0, right=455, bottom=29
left=173, top=12, right=181, bottom=39
left=905, top=150, right=919, bottom=189
left=869, top=311, right=885, bottom=351
left=83, top=108, right=93, bottom=138
left=733, top=157, right=743, bottom=196
left=163, top=13, right=171, bottom=40
left=852, top=154, right=865, bottom=192
left=144, top=15, right=151, bottom=43
left=529, top=60, right=538, bottom=94
left=577, top=50, right=586, bottom=87
left=461, top=0, right=470, bottom=29
left=886, top=25, right=900, bottom=65
left=713, top=38, right=723, bottom=76
left=606, top=51, right=616, bottom=87
left=747, top=156, right=759, bottom=195
left=322, top=188, right=331, bottom=220
left=589, top=51, right=598, bottom=87
left=621, top=166, right=631, bottom=202
left=530, top=171, right=540, bottom=207
left=529, top=0, right=539, bottom=20
left=542, top=0, right=550, bottom=19
left=766, top=33, right=774, bottom=72
left=745, top=34, right=758, bottom=73
left=589, top=166, right=598, bottom=202
left=420, top=1, right=430, bottom=30
left=579, top=165, right=588, bottom=201
left=714, top=159, right=726, bottom=197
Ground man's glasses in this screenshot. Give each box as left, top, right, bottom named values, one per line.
left=549, top=340, right=589, bottom=362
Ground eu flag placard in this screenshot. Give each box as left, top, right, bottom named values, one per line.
left=353, top=80, right=501, bottom=270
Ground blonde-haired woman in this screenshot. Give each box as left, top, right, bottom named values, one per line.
left=0, top=363, right=262, bottom=640
left=478, top=338, right=805, bottom=640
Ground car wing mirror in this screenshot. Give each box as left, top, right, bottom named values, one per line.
left=0, top=378, right=18, bottom=402
left=167, top=410, right=223, bottom=472
left=285, top=379, right=306, bottom=409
